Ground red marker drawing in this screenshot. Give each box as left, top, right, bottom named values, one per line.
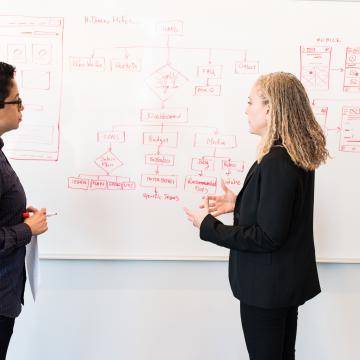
left=22, top=212, right=58, bottom=219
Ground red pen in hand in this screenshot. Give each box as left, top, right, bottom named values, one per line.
left=22, top=212, right=58, bottom=219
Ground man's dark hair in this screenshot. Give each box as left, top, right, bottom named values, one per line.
left=0, top=62, right=16, bottom=106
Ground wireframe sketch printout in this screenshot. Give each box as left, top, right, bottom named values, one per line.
left=1, top=0, right=360, bottom=261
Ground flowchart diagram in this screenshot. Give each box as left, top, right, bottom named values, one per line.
left=3, top=15, right=359, bottom=197
left=66, top=19, right=251, bottom=199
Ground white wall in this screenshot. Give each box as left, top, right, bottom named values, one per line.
left=7, top=261, right=360, bottom=360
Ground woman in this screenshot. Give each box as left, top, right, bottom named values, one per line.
left=184, top=72, right=328, bottom=360
left=0, top=62, right=48, bottom=360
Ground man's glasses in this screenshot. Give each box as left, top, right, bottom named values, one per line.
left=0, top=98, right=22, bottom=110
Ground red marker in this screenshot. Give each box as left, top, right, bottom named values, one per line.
left=22, top=212, right=58, bottom=219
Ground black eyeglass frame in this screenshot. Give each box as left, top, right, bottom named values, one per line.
left=0, top=98, right=22, bottom=110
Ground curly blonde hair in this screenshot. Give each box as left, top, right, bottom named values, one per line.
left=256, top=72, right=329, bottom=171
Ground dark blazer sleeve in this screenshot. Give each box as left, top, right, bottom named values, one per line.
left=0, top=223, right=32, bottom=254
left=200, top=152, right=299, bottom=253
left=0, top=175, right=32, bottom=254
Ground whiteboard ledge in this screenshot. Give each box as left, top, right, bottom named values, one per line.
left=39, top=254, right=229, bottom=261
left=39, top=254, right=360, bottom=263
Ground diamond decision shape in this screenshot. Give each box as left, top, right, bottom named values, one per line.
left=95, top=151, right=123, bottom=173
left=146, top=64, right=188, bottom=101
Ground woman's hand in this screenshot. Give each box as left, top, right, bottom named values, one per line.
left=24, top=207, right=48, bottom=236
left=26, top=205, right=38, bottom=213
left=184, top=197, right=210, bottom=229
left=201, top=179, right=236, bottom=217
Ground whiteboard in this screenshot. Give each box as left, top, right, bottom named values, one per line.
left=1, top=0, right=359, bottom=262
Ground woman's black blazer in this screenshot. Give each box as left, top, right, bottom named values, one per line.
left=200, top=146, right=321, bottom=308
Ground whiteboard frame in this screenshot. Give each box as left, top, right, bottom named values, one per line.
left=40, top=254, right=360, bottom=263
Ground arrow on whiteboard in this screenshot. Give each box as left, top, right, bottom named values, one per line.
left=326, top=127, right=341, bottom=132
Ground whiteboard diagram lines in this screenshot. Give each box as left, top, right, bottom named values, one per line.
left=300, top=44, right=360, bottom=94
left=300, top=46, right=332, bottom=91
left=141, top=119, right=179, bottom=201
left=69, top=16, right=259, bottom=101
left=312, top=98, right=360, bottom=153
left=146, top=63, right=189, bottom=102
left=68, top=127, right=136, bottom=191
left=184, top=130, right=244, bottom=195
left=65, top=18, right=258, bottom=200
left=1, top=15, right=64, bottom=161
left=340, top=106, right=360, bottom=152
left=344, top=47, right=360, bottom=93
